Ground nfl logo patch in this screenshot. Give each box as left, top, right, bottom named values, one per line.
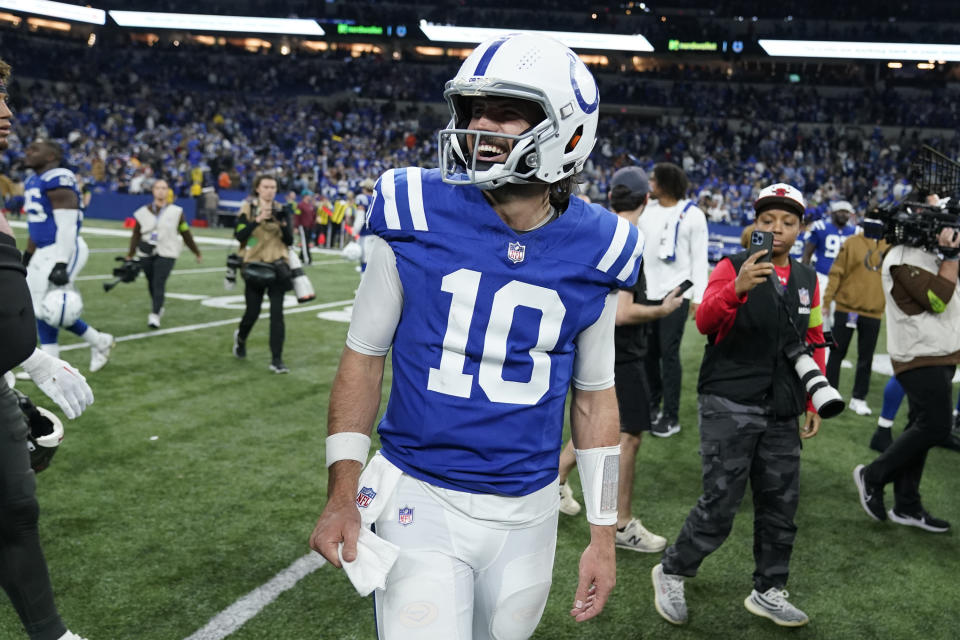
left=356, top=486, right=376, bottom=509
left=507, top=241, right=526, bottom=264
left=398, top=506, right=414, bottom=526
left=798, top=288, right=810, bottom=306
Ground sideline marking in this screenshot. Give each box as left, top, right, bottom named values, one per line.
left=182, top=553, right=327, bottom=640
left=58, top=299, right=354, bottom=352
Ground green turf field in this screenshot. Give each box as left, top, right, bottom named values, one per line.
left=1, top=220, right=958, bottom=639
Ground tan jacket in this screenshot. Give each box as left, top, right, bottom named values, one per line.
left=823, top=234, right=889, bottom=318
left=238, top=201, right=290, bottom=264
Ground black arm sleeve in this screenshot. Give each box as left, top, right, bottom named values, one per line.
left=280, top=211, right=294, bottom=246
left=234, top=214, right=257, bottom=243
left=0, top=233, right=38, bottom=373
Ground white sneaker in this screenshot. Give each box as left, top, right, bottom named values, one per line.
left=90, top=333, right=115, bottom=372
left=744, top=588, right=809, bottom=627
left=147, top=313, right=161, bottom=329
left=651, top=563, right=687, bottom=625
left=616, top=518, right=667, bottom=553
left=558, top=481, right=581, bottom=516
left=59, top=631, right=89, bottom=640
left=849, top=398, right=872, bottom=416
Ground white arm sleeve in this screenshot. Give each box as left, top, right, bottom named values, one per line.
left=571, top=291, right=618, bottom=391
left=345, top=235, right=404, bottom=356
left=52, top=209, right=81, bottom=265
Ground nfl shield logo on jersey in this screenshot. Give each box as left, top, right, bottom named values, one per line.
left=507, top=241, right=526, bottom=264
left=398, top=506, right=414, bottom=526
left=356, top=486, right=376, bottom=509
left=798, top=288, right=810, bottom=306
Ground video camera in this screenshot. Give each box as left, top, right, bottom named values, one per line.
left=103, top=257, right=142, bottom=292
left=862, top=145, right=960, bottom=249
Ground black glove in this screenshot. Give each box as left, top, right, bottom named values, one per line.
left=48, top=262, right=69, bottom=285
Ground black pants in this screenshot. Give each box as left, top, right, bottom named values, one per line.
left=237, top=278, right=286, bottom=361
left=0, top=379, right=66, bottom=640
left=141, top=255, right=176, bottom=315
left=826, top=311, right=881, bottom=400
left=865, top=365, right=954, bottom=513
left=662, top=394, right=801, bottom=592
left=644, top=298, right=690, bottom=422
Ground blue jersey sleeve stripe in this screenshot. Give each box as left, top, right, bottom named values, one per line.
left=405, top=168, right=429, bottom=231
left=380, top=169, right=401, bottom=230
left=596, top=215, right=629, bottom=273
left=616, top=226, right=644, bottom=282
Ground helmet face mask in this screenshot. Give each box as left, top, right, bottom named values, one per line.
left=439, top=34, right=599, bottom=190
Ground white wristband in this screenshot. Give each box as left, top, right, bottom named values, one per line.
left=574, top=445, right=621, bottom=526
left=325, top=432, right=371, bottom=467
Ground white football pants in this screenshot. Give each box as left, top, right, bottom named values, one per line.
left=25, top=237, right=89, bottom=316
left=373, top=475, right=558, bottom=640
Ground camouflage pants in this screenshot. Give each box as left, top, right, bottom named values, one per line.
left=661, top=394, right=801, bottom=592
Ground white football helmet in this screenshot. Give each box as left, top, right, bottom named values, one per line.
left=439, top=33, right=600, bottom=190
left=39, top=287, right=83, bottom=328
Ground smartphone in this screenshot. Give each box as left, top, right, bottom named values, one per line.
left=675, top=279, right=694, bottom=295
left=747, top=230, right=774, bottom=262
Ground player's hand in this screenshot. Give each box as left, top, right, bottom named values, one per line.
left=309, top=496, right=361, bottom=569
left=195, top=252, right=203, bottom=263
left=801, top=410, right=821, bottom=439
left=570, top=533, right=616, bottom=622
left=734, top=250, right=774, bottom=296
left=48, top=262, right=69, bottom=286
left=688, top=301, right=699, bottom=320
left=20, top=349, right=94, bottom=419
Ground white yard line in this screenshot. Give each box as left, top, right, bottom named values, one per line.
left=58, top=299, right=354, bottom=351
left=182, top=553, right=327, bottom=640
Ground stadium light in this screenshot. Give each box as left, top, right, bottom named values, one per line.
left=418, top=20, right=654, bottom=53
left=759, top=39, right=960, bottom=62
left=0, top=0, right=104, bottom=25
left=109, top=11, right=325, bottom=36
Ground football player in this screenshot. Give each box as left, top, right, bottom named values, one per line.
left=1, top=56, right=92, bottom=640
left=22, top=139, right=114, bottom=371
left=309, top=33, right=640, bottom=638
left=801, top=199, right=858, bottom=296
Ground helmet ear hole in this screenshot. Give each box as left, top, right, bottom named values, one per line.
left=565, top=125, right=584, bottom=153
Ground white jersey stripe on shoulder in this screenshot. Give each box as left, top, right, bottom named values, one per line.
left=616, top=230, right=643, bottom=281
left=42, top=168, right=76, bottom=181
left=596, top=215, right=630, bottom=273
left=405, top=168, right=428, bottom=231
left=381, top=169, right=401, bottom=230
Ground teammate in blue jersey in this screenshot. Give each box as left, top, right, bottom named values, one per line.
left=310, top=34, right=635, bottom=638
left=22, top=140, right=114, bottom=371
left=801, top=200, right=858, bottom=295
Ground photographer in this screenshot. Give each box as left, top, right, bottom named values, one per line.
left=126, top=179, right=202, bottom=329
left=854, top=214, right=960, bottom=533
left=652, top=184, right=824, bottom=628
left=231, top=175, right=293, bottom=374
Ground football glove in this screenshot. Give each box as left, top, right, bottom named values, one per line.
left=20, top=348, right=94, bottom=419
left=48, top=262, right=69, bottom=285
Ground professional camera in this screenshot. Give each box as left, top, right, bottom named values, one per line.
left=224, top=253, right=242, bottom=290
left=862, top=145, right=960, bottom=250
left=103, top=256, right=142, bottom=292
left=784, top=342, right=844, bottom=419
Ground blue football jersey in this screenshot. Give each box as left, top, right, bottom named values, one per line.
left=803, top=219, right=857, bottom=275
left=24, top=168, right=83, bottom=249
left=368, top=168, right=642, bottom=496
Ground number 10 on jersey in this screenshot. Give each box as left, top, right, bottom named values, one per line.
left=426, top=268, right=566, bottom=406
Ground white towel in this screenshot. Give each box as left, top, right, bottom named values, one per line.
left=338, top=527, right=400, bottom=596
left=355, top=451, right=403, bottom=526
left=657, top=202, right=686, bottom=262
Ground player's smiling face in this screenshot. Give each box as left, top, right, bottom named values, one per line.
left=466, top=97, right=543, bottom=164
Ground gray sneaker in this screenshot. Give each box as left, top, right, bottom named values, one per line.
left=652, top=563, right=687, bottom=624
left=744, top=588, right=809, bottom=627
left=616, top=518, right=667, bottom=553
